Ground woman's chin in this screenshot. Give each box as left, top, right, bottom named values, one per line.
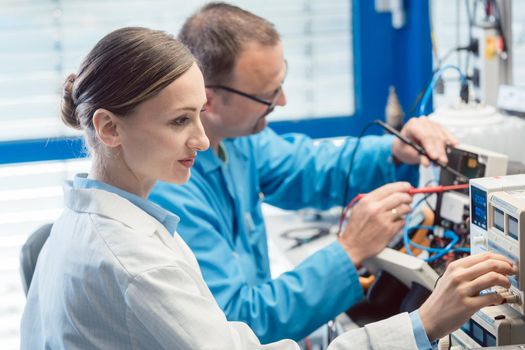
left=164, top=169, right=191, bottom=185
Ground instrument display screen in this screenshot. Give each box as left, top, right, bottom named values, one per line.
left=509, top=215, right=519, bottom=241
left=493, top=207, right=504, bottom=232
left=471, top=186, right=487, bottom=229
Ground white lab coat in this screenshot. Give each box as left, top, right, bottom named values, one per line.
left=21, top=183, right=419, bottom=349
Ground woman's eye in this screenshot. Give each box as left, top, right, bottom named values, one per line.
left=171, top=116, right=190, bottom=126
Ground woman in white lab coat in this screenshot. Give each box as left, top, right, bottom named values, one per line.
left=20, top=27, right=515, bottom=349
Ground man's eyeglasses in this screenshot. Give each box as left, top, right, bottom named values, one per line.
left=206, top=60, right=288, bottom=114
left=205, top=84, right=281, bottom=107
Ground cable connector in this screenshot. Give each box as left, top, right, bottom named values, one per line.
left=467, top=38, right=479, bottom=56
left=460, top=81, right=469, bottom=104
left=435, top=76, right=445, bottom=95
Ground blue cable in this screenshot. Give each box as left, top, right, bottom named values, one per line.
left=453, top=247, right=471, bottom=253
left=403, top=160, right=470, bottom=262
left=405, top=225, right=460, bottom=262
left=419, top=64, right=467, bottom=116
left=425, top=231, right=459, bottom=262
left=403, top=195, right=432, bottom=257
left=407, top=227, right=454, bottom=252
left=403, top=194, right=467, bottom=262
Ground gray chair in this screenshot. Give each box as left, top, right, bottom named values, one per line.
left=19, top=223, right=52, bottom=296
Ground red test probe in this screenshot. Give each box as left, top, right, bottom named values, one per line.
left=337, top=183, right=469, bottom=234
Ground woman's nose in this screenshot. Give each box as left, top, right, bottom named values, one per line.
left=188, top=121, right=210, bottom=152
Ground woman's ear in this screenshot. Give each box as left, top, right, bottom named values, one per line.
left=92, top=108, right=121, bottom=148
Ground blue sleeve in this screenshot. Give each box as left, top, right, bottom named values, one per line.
left=409, top=310, right=433, bottom=350
left=150, top=181, right=363, bottom=343
left=254, top=128, right=418, bottom=210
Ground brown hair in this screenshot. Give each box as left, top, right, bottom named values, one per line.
left=60, top=27, right=195, bottom=149
left=178, top=2, right=280, bottom=85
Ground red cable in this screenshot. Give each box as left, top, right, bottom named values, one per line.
left=337, top=184, right=469, bottom=235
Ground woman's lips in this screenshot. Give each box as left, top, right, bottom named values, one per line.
left=178, top=158, right=195, bottom=168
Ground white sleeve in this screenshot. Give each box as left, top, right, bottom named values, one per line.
left=328, top=312, right=419, bottom=350
left=124, top=265, right=300, bottom=350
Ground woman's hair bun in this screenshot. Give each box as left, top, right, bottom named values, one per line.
left=60, top=73, right=81, bottom=129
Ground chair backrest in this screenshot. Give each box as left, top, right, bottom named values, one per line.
left=19, top=223, right=52, bottom=296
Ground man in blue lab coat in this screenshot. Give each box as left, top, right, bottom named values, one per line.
left=150, top=2, right=455, bottom=346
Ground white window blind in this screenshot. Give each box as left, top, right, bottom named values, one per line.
left=0, top=0, right=354, bottom=143
left=0, top=159, right=91, bottom=349
left=0, top=1, right=354, bottom=348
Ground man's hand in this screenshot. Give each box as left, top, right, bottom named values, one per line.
left=338, top=182, right=413, bottom=266
left=392, top=117, right=458, bottom=166
left=419, top=252, right=517, bottom=341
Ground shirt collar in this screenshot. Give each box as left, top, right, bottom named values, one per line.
left=197, top=147, right=222, bottom=173
left=197, top=136, right=252, bottom=173
left=73, top=173, right=180, bottom=234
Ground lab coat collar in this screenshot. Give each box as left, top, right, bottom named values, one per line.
left=198, top=147, right=222, bottom=173
left=63, top=181, right=158, bottom=236
left=73, top=174, right=180, bottom=234
left=198, top=137, right=250, bottom=173
left=226, top=137, right=250, bottom=160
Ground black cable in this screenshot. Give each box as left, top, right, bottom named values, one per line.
left=407, top=81, right=432, bottom=118
left=438, top=46, right=471, bottom=67
left=280, top=226, right=330, bottom=250
left=416, top=192, right=434, bottom=220
left=466, top=0, right=474, bottom=37
left=433, top=270, right=444, bottom=290
left=465, top=0, right=474, bottom=75
left=423, top=179, right=439, bottom=211
left=375, top=120, right=469, bottom=182
left=340, top=121, right=380, bottom=220
left=340, top=118, right=468, bottom=227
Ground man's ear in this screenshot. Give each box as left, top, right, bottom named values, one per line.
left=92, top=108, right=121, bottom=148
left=204, top=88, right=216, bottom=113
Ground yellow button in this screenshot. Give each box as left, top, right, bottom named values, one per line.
left=485, top=37, right=497, bottom=59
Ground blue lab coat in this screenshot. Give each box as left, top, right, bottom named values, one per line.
left=150, top=127, right=418, bottom=343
